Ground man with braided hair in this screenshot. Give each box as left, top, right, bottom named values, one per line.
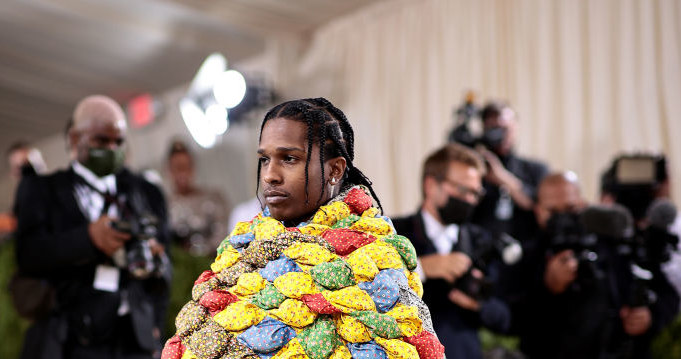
left=163, top=98, right=445, bottom=359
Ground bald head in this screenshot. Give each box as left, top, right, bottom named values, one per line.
left=73, top=95, right=127, bottom=131
left=69, top=95, right=127, bottom=173
left=535, top=172, right=585, bottom=228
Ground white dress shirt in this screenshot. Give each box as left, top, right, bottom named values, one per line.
left=72, top=161, right=119, bottom=220
left=415, top=209, right=460, bottom=282
left=72, top=162, right=129, bottom=315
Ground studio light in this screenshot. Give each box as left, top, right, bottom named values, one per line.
left=179, top=53, right=245, bottom=148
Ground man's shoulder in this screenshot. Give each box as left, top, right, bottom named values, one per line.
left=391, top=212, right=420, bottom=233
left=118, top=169, right=163, bottom=192
left=19, top=168, right=73, bottom=189
left=513, top=154, right=547, bottom=170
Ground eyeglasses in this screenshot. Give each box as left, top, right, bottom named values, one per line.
left=441, top=178, right=486, bottom=201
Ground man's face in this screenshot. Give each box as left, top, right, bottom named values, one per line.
left=483, top=107, right=517, bottom=155
left=432, top=161, right=484, bottom=207
left=8, top=148, right=30, bottom=181
left=72, top=117, right=126, bottom=165
left=168, top=152, right=195, bottom=194
left=535, top=181, right=583, bottom=229
left=258, top=117, right=337, bottom=223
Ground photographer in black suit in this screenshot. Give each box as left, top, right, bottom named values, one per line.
left=513, top=172, right=679, bottom=359
left=468, top=101, right=548, bottom=241
left=14, top=95, right=171, bottom=359
left=393, top=143, right=511, bottom=359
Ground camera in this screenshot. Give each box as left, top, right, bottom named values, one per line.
left=447, top=94, right=507, bottom=152
left=544, top=211, right=602, bottom=290
left=454, top=232, right=523, bottom=301
left=111, top=214, right=169, bottom=280
left=601, top=154, right=667, bottom=221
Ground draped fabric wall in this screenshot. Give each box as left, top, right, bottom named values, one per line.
left=272, top=0, right=681, bottom=216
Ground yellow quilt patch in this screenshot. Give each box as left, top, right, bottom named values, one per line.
left=283, top=242, right=337, bottom=266
left=311, top=201, right=351, bottom=226
left=374, top=337, right=419, bottom=359
left=229, top=272, right=267, bottom=297
left=334, top=314, right=372, bottom=343
left=213, top=301, right=265, bottom=331
left=274, top=272, right=319, bottom=299
left=385, top=305, right=423, bottom=337
left=268, top=299, right=318, bottom=328
left=210, top=245, right=240, bottom=273
left=345, top=251, right=379, bottom=282
left=321, top=286, right=376, bottom=313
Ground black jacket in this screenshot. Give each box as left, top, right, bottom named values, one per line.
left=512, top=234, right=680, bottom=359
left=14, top=167, right=170, bottom=358
left=471, top=153, right=548, bottom=241
left=393, top=212, right=511, bottom=359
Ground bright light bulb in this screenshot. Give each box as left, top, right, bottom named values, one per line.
left=206, top=104, right=228, bottom=135
left=179, top=98, right=216, bottom=148
left=213, top=70, right=246, bottom=109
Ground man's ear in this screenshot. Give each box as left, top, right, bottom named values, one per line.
left=68, top=128, right=80, bottom=153
left=423, top=176, right=439, bottom=201
left=327, top=157, right=347, bottom=182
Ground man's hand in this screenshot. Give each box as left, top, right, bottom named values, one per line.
left=479, top=149, right=534, bottom=210
left=448, top=268, right=484, bottom=311
left=420, top=252, right=472, bottom=283
left=544, top=249, right=578, bottom=294
left=620, top=306, right=652, bottom=336
left=88, top=216, right=131, bottom=256
left=148, top=238, right=165, bottom=256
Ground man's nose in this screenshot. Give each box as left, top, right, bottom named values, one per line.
left=262, top=164, right=283, bottom=185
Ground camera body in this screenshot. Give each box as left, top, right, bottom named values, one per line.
left=447, top=96, right=507, bottom=152
left=453, top=232, right=522, bottom=301
left=544, top=211, right=601, bottom=290
left=601, top=154, right=667, bottom=221
left=111, top=214, right=168, bottom=280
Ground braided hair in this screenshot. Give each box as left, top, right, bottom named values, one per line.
left=257, top=97, right=382, bottom=212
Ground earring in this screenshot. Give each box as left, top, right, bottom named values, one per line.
left=330, top=178, right=337, bottom=184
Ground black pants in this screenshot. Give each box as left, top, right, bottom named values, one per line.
left=64, top=315, right=153, bottom=359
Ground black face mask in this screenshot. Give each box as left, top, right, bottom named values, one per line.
left=437, top=195, right=475, bottom=225
left=482, top=127, right=506, bottom=153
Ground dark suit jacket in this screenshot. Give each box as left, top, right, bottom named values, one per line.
left=393, top=212, right=511, bottom=359
left=471, top=153, right=548, bottom=241
left=14, top=167, right=170, bottom=358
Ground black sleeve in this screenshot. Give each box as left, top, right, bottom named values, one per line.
left=139, top=179, right=172, bottom=331
left=521, top=160, right=550, bottom=201
left=648, top=267, right=680, bottom=334
left=15, top=175, right=99, bottom=275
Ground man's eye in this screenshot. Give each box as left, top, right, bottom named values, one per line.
left=258, top=157, right=269, bottom=164
left=284, top=155, right=297, bottom=163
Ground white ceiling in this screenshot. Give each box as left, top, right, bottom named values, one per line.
left=0, top=0, right=381, bottom=154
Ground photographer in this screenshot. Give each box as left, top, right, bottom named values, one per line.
left=515, top=172, right=679, bottom=359
left=463, top=101, right=549, bottom=241
left=14, top=95, right=171, bottom=359
left=393, top=143, right=511, bottom=359
left=601, top=153, right=681, bottom=301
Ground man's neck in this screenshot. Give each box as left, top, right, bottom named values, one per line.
left=72, top=161, right=116, bottom=193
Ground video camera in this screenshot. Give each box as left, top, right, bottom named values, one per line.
left=447, top=93, right=507, bottom=152
left=453, top=232, right=523, bottom=301
left=601, top=154, right=667, bottom=221
left=557, top=202, right=679, bottom=306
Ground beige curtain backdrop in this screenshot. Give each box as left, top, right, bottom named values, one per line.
left=267, top=0, right=681, bottom=217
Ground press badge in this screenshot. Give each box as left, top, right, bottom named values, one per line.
left=93, top=265, right=120, bottom=292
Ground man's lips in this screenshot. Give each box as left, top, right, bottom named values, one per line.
left=263, top=189, right=289, bottom=205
